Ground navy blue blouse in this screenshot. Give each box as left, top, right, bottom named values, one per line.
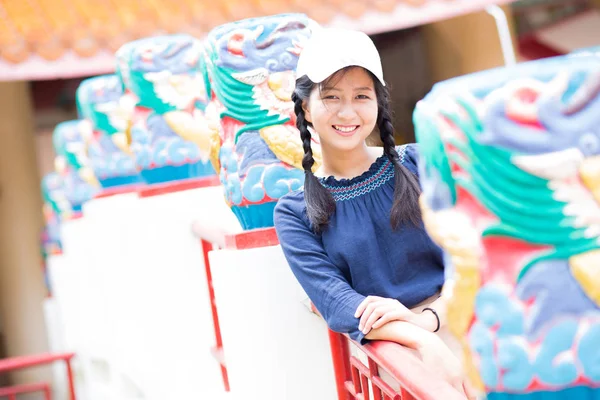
left=273, top=144, right=445, bottom=343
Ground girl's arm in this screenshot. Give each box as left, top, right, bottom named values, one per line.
left=366, top=320, right=474, bottom=399
left=365, top=319, right=429, bottom=348
left=274, top=195, right=368, bottom=343
left=411, top=294, right=448, bottom=332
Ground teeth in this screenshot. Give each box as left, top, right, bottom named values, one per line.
left=334, top=125, right=357, bottom=133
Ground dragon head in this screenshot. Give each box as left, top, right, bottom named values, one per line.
left=124, top=35, right=209, bottom=115
left=77, top=74, right=134, bottom=137
left=415, top=54, right=600, bottom=396
left=206, top=13, right=318, bottom=141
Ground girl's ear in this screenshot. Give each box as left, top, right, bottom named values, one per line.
left=302, top=99, right=312, bottom=124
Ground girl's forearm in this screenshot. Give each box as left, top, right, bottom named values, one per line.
left=365, top=320, right=433, bottom=350
left=411, top=295, right=448, bottom=332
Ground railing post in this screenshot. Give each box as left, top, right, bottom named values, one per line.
left=44, top=383, right=52, bottom=400
left=200, top=239, right=230, bottom=392
left=327, top=330, right=352, bottom=400
left=65, top=358, right=76, bottom=400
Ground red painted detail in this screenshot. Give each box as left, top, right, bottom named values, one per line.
left=224, top=227, right=279, bottom=250
left=234, top=194, right=278, bottom=208
left=66, top=212, right=84, bottom=221
left=454, top=186, right=498, bottom=233
left=200, top=240, right=230, bottom=392
left=0, top=382, right=51, bottom=398
left=221, top=117, right=244, bottom=143
left=94, top=185, right=142, bottom=199
left=327, top=331, right=465, bottom=400
left=227, top=32, right=246, bottom=57
left=518, top=35, right=564, bottom=61
left=137, top=175, right=221, bottom=198
left=481, top=236, right=551, bottom=284
left=0, top=353, right=76, bottom=400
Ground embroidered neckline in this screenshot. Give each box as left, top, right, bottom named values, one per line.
left=319, top=145, right=408, bottom=202
left=320, top=154, right=388, bottom=187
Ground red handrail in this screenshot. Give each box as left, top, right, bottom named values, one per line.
left=0, top=382, right=51, bottom=400
left=0, top=353, right=76, bottom=400
left=328, top=331, right=467, bottom=400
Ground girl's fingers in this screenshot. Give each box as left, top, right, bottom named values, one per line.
left=362, top=309, right=387, bottom=334
left=371, top=311, right=401, bottom=329
left=358, top=301, right=388, bottom=330
left=354, top=296, right=377, bottom=318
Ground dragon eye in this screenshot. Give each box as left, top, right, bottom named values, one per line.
left=227, top=33, right=245, bottom=56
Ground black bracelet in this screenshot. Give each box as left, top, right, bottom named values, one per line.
left=422, top=307, right=440, bottom=333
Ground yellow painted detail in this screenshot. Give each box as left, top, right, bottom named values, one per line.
left=163, top=110, right=218, bottom=161
left=580, top=155, right=600, bottom=202
left=260, top=125, right=322, bottom=172
left=570, top=250, right=600, bottom=306
left=420, top=195, right=483, bottom=390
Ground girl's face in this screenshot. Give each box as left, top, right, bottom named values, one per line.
left=303, top=67, right=378, bottom=154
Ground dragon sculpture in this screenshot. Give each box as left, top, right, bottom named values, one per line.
left=117, top=35, right=216, bottom=185
left=415, top=54, right=600, bottom=399
left=52, top=121, right=99, bottom=214
left=205, top=13, right=322, bottom=229
left=76, top=74, right=144, bottom=190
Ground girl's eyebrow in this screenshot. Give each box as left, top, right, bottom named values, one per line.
left=322, top=87, right=373, bottom=91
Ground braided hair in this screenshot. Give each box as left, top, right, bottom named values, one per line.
left=292, top=67, right=422, bottom=233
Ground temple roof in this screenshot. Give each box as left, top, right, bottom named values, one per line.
left=0, top=0, right=514, bottom=81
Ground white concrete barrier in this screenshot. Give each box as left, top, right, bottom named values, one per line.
left=125, top=180, right=239, bottom=400
left=207, top=231, right=338, bottom=400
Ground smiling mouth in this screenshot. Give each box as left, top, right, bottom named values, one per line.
left=333, top=125, right=359, bottom=135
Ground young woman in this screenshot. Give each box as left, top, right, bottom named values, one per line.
left=273, top=28, right=474, bottom=398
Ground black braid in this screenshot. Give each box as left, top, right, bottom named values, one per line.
left=293, top=94, right=315, bottom=173
left=292, top=79, right=335, bottom=234
left=376, top=82, right=422, bottom=229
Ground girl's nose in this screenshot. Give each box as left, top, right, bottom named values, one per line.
left=336, top=101, right=357, bottom=119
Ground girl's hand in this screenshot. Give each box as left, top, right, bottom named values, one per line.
left=355, top=296, right=415, bottom=335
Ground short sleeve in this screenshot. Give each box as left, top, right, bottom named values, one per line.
left=274, top=192, right=367, bottom=343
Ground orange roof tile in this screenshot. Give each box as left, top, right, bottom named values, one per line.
left=0, top=0, right=515, bottom=81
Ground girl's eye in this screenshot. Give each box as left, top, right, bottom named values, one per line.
left=356, top=94, right=370, bottom=100
left=323, top=95, right=339, bottom=100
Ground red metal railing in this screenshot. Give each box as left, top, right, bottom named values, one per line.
left=0, top=382, right=51, bottom=400
left=0, top=353, right=76, bottom=400
left=199, top=239, right=230, bottom=392
left=193, top=224, right=466, bottom=400
left=328, top=330, right=466, bottom=400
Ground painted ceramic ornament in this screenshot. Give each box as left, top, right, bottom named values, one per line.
left=414, top=55, right=600, bottom=399
left=41, top=172, right=69, bottom=252
left=76, top=74, right=144, bottom=190
left=119, top=34, right=216, bottom=185
left=41, top=201, right=62, bottom=256
left=52, top=121, right=99, bottom=214
left=205, top=13, right=322, bottom=229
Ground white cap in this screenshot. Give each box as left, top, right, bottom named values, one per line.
left=296, top=27, right=385, bottom=86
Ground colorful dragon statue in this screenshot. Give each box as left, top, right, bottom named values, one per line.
left=205, top=13, right=322, bottom=230
left=414, top=55, right=600, bottom=399
left=40, top=173, right=65, bottom=297
left=76, top=74, right=144, bottom=191
left=41, top=172, right=67, bottom=251
left=52, top=121, right=99, bottom=215
left=118, top=34, right=216, bottom=185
